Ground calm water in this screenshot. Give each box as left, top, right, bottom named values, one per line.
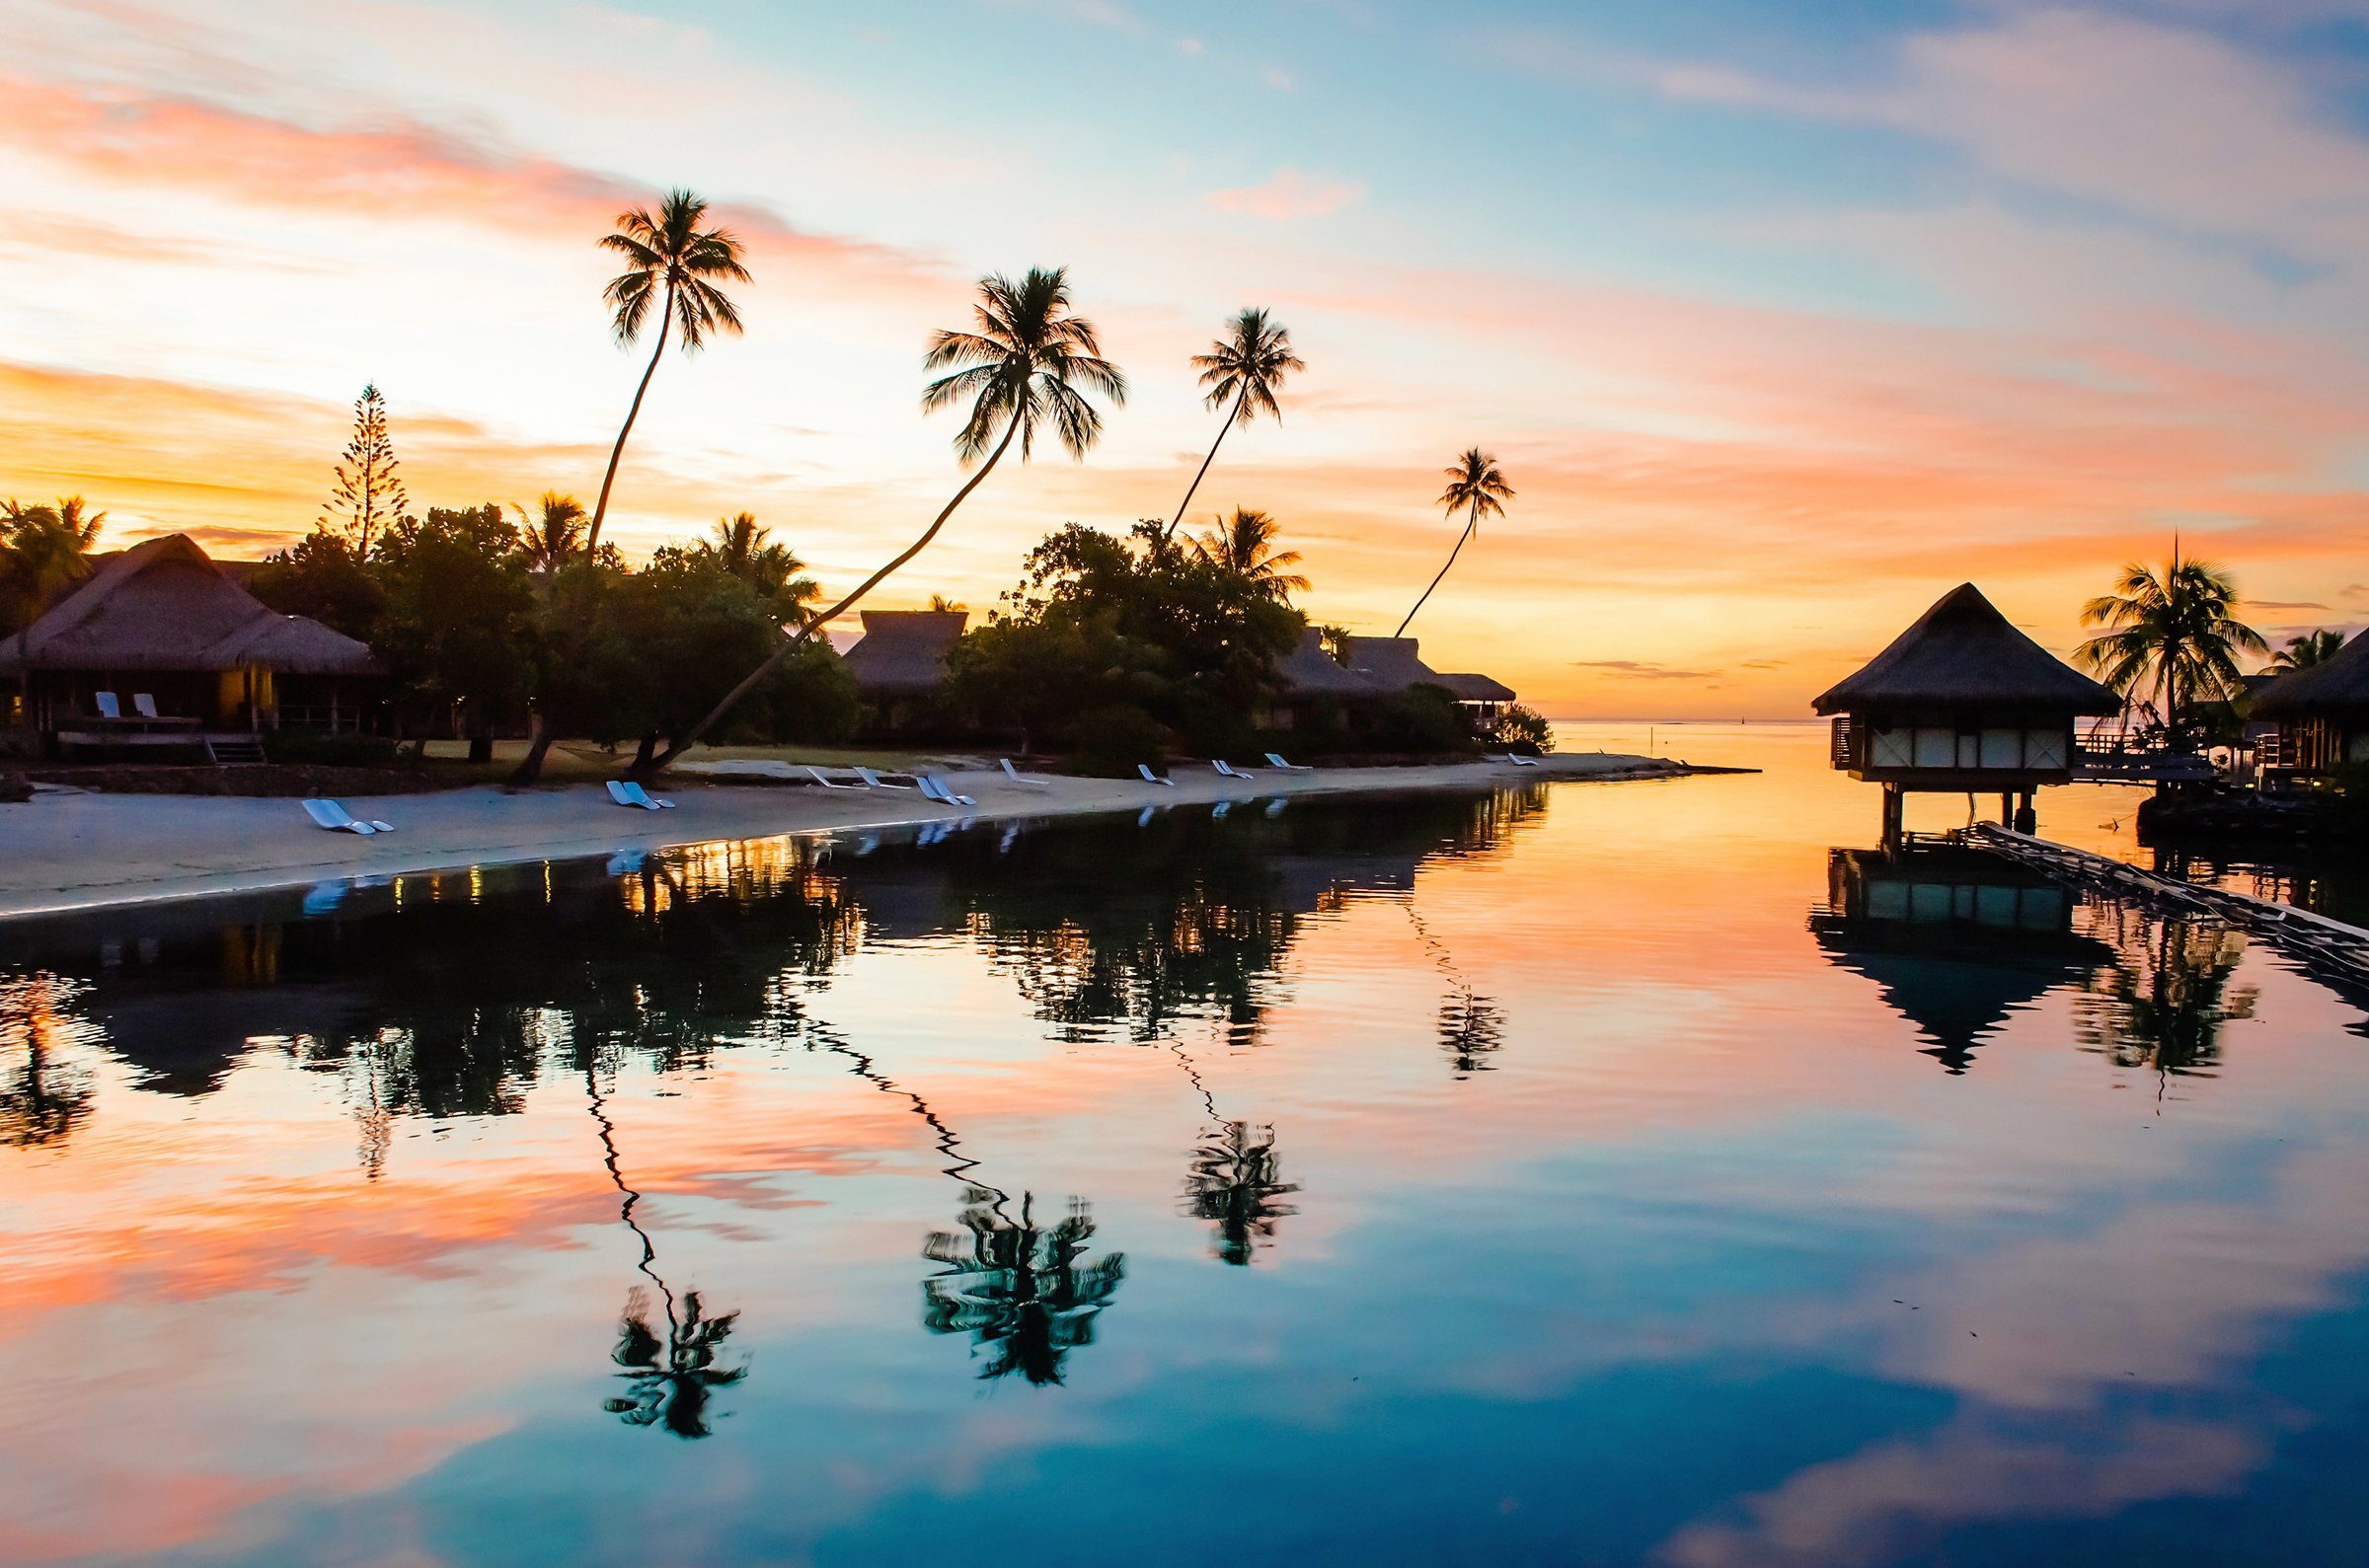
left=6, top=726, right=2369, bottom=1566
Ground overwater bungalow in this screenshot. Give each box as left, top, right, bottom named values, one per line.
left=0, top=533, right=380, bottom=757
left=840, top=608, right=966, bottom=735
left=1814, top=583, right=2120, bottom=838
left=2247, top=635, right=2369, bottom=781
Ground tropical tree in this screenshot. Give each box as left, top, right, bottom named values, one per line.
left=1166, top=308, right=1303, bottom=544
left=0, top=496, right=104, bottom=635
left=647, top=265, right=1125, bottom=774
left=517, top=491, right=588, bottom=572
left=682, top=511, right=817, bottom=623
left=1397, top=447, right=1512, bottom=637
left=587, top=189, right=751, bottom=556
left=321, top=384, right=408, bottom=554
left=2270, top=628, right=2346, bottom=672
left=2075, top=550, right=2264, bottom=751
left=1193, top=507, right=1309, bottom=601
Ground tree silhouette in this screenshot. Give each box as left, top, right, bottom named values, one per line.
left=1166, top=306, right=1303, bottom=543
left=2076, top=546, right=2263, bottom=751
left=922, top=1189, right=1125, bottom=1385
left=1182, top=1121, right=1298, bottom=1266
left=321, top=384, right=408, bottom=554
left=1398, top=447, right=1512, bottom=636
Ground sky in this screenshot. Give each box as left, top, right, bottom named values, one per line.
left=3, top=0, right=2367, bottom=716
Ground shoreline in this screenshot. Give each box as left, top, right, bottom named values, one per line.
left=0, top=754, right=1727, bottom=922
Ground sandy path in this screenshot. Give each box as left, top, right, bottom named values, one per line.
left=0, top=754, right=1698, bottom=919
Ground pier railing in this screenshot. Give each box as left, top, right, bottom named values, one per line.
left=1830, top=717, right=1857, bottom=768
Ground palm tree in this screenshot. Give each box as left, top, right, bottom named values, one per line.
left=1165, top=308, right=1303, bottom=545
left=586, top=189, right=751, bottom=557
left=1, top=496, right=105, bottom=635
left=2075, top=548, right=2264, bottom=751
left=1396, top=447, right=1512, bottom=637
left=2270, top=628, right=2346, bottom=671
left=647, top=266, right=1124, bottom=774
left=697, top=511, right=818, bottom=623
left=517, top=491, right=587, bottom=572
left=1192, top=507, right=1309, bottom=600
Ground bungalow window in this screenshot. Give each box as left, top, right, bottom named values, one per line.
left=2024, top=728, right=2067, bottom=769
left=1912, top=728, right=1955, bottom=769
left=1871, top=726, right=1913, bottom=768
left=1979, top=728, right=2023, bottom=769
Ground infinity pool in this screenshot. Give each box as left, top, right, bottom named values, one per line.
left=5, top=726, right=2366, bottom=1565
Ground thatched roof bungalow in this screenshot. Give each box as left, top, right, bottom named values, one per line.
left=839, top=608, right=967, bottom=733
left=1813, top=583, right=2118, bottom=829
left=1338, top=635, right=1518, bottom=718
left=1, top=534, right=380, bottom=751
left=2247, top=633, right=2369, bottom=775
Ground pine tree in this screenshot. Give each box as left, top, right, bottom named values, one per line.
left=321, top=383, right=409, bottom=555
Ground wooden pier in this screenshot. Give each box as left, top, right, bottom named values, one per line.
left=1964, top=824, right=2369, bottom=979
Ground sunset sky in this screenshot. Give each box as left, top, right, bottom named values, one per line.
left=5, top=0, right=2367, bottom=715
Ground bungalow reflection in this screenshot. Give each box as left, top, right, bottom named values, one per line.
left=1810, top=845, right=2115, bottom=1074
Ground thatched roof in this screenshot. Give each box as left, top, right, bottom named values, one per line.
left=0, top=534, right=379, bottom=676
left=1435, top=671, right=1517, bottom=704
left=1340, top=635, right=1442, bottom=690
left=840, top=608, right=966, bottom=696
left=2247, top=634, right=2369, bottom=716
left=1811, top=583, right=2119, bottom=716
left=1275, top=629, right=1382, bottom=699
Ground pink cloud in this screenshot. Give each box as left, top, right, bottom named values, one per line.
left=1207, top=167, right=1364, bottom=221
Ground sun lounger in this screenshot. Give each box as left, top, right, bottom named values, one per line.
left=627, top=780, right=674, bottom=807
left=1214, top=760, right=1257, bottom=781
left=806, top=766, right=863, bottom=789
left=999, top=758, right=1047, bottom=789
left=1138, top=764, right=1175, bottom=787
left=1263, top=752, right=1314, bottom=772
left=922, top=774, right=977, bottom=806
left=855, top=767, right=914, bottom=790
left=302, top=798, right=392, bottom=834
left=1508, top=753, right=1541, bottom=768
left=133, top=693, right=160, bottom=720
left=607, top=780, right=663, bottom=810
left=94, top=692, right=121, bottom=720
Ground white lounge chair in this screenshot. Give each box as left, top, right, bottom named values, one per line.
left=1263, top=752, right=1314, bottom=772
left=999, top=758, right=1046, bottom=789
left=133, top=693, right=160, bottom=720
left=621, top=780, right=675, bottom=808
left=303, top=798, right=392, bottom=834
left=1508, top=753, right=1541, bottom=768
left=855, top=767, right=915, bottom=790
left=94, top=692, right=121, bottom=720
left=806, top=766, right=863, bottom=789
left=607, top=780, right=662, bottom=810
left=1214, top=760, right=1257, bottom=781
left=1138, top=764, right=1175, bottom=787
left=922, top=774, right=976, bottom=806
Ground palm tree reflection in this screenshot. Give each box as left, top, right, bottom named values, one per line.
left=0, top=974, right=93, bottom=1149
left=606, top=1286, right=748, bottom=1438
left=1182, top=1121, right=1298, bottom=1266
left=922, top=1189, right=1125, bottom=1386
left=2075, top=906, right=2257, bottom=1100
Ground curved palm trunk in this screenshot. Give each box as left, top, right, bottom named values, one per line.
left=1394, top=500, right=1478, bottom=638
left=1162, top=386, right=1247, bottom=546
left=586, top=285, right=675, bottom=558
left=642, top=412, right=1025, bottom=776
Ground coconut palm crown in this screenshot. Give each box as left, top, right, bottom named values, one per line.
left=2075, top=548, right=2263, bottom=749
left=1166, top=308, right=1303, bottom=541
left=1194, top=507, right=1309, bottom=600
left=586, top=188, right=751, bottom=554
left=2269, top=628, right=2346, bottom=672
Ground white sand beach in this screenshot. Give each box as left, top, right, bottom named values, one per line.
left=0, top=753, right=1697, bottom=919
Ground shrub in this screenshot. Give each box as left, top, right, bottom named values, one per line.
left=1491, top=704, right=1555, bottom=755
left=265, top=731, right=404, bottom=768
left=1370, top=684, right=1470, bottom=754
left=1065, top=703, right=1171, bottom=779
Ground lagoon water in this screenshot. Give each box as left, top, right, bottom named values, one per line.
left=6, top=723, right=2369, bottom=1565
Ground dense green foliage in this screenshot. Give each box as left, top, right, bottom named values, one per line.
left=0, top=497, right=105, bottom=636
left=1491, top=703, right=1555, bottom=755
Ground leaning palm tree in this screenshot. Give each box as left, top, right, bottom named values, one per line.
left=646, top=266, right=1124, bottom=774
left=586, top=189, right=751, bottom=557
left=2075, top=549, right=2264, bottom=751
left=1396, top=448, right=1512, bottom=637
left=1193, top=507, right=1309, bottom=600
left=1165, top=308, right=1303, bottom=545
left=517, top=491, right=587, bottom=572
left=2269, top=628, right=2346, bottom=672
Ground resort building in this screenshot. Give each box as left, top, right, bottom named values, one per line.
left=839, top=608, right=967, bottom=735
left=1337, top=635, right=1519, bottom=726
left=1813, top=582, right=2120, bottom=838
left=1263, top=628, right=1385, bottom=730
left=0, top=533, right=381, bottom=757
left=2248, top=634, right=2369, bottom=779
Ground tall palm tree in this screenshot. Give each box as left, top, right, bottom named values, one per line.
left=1, top=496, right=105, bottom=635
left=1165, top=308, right=1303, bottom=545
left=517, top=491, right=586, bottom=572
left=2075, top=548, right=2263, bottom=751
left=1192, top=507, right=1309, bottom=600
left=2269, top=628, right=2346, bottom=671
left=1396, top=448, right=1511, bottom=637
left=586, top=189, right=751, bottom=556
left=648, top=266, right=1124, bottom=774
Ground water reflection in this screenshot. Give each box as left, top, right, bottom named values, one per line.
left=1182, top=1121, right=1298, bottom=1266
left=922, top=1189, right=1126, bottom=1386
left=1811, top=845, right=2116, bottom=1074
left=607, top=1287, right=748, bottom=1439
left=2075, top=906, right=2258, bottom=1092
left=0, top=975, right=93, bottom=1149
